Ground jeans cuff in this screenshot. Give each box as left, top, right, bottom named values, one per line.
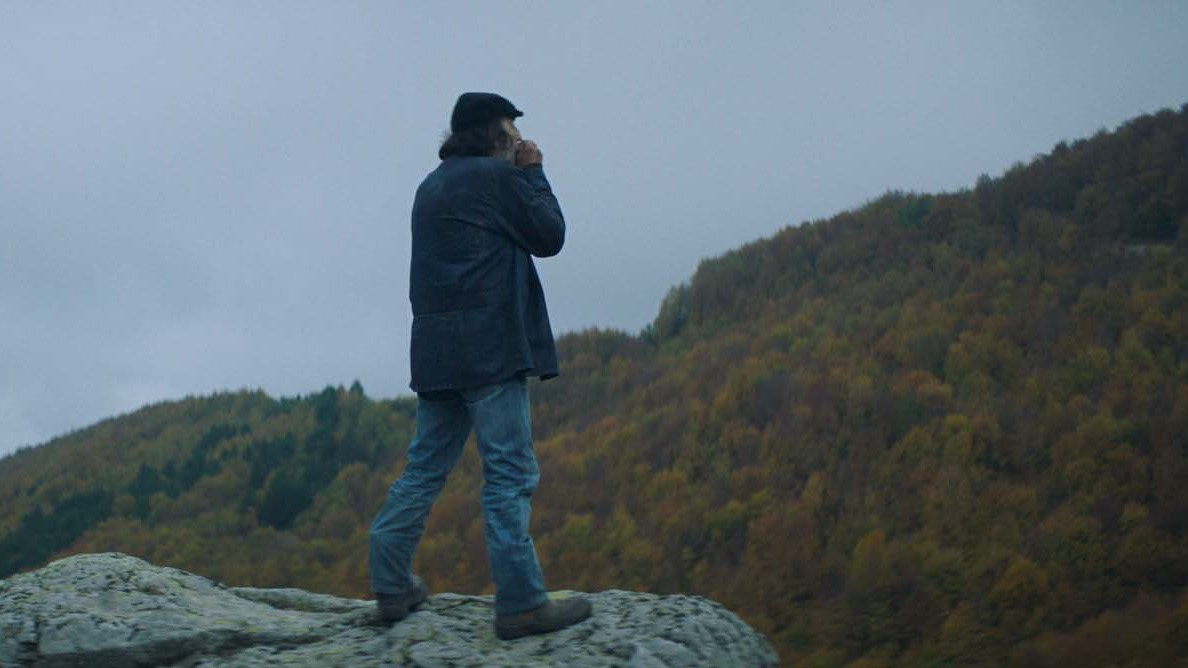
left=496, top=593, right=550, bottom=616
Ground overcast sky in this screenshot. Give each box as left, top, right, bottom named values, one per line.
left=3, top=2, right=1187, bottom=457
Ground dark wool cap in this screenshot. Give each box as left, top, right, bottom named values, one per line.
left=450, top=92, right=523, bottom=132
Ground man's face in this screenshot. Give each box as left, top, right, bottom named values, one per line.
left=496, top=117, right=522, bottom=162
left=499, top=117, right=522, bottom=144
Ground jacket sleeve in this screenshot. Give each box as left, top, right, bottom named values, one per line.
left=494, top=163, right=566, bottom=257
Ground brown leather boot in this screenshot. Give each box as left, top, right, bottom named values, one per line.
left=375, top=575, right=428, bottom=623
left=494, top=596, right=593, bottom=640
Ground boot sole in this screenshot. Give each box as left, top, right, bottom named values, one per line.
left=495, top=602, right=592, bottom=640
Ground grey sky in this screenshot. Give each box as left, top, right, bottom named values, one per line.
left=3, top=2, right=1187, bottom=456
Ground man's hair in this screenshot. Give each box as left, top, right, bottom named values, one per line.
left=438, top=117, right=514, bottom=160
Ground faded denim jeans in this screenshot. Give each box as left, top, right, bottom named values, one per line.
left=369, top=375, right=548, bottom=616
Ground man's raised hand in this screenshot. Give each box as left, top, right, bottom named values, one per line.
left=515, top=140, right=543, bottom=168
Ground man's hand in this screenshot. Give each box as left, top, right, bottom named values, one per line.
left=515, top=140, right=543, bottom=168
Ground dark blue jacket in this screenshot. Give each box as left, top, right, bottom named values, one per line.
left=408, top=156, right=565, bottom=393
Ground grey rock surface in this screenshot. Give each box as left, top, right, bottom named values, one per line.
left=0, top=553, right=778, bottom=667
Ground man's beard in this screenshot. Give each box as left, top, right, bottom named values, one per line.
left=495, top=143, right=516, bottom=163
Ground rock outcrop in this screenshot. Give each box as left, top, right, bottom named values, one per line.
left=0, top=553, right=778, bottom=667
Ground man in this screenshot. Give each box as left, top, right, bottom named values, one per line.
left=368, top=92, right=592, bottom=640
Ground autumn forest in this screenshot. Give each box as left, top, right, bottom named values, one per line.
left=3, top=104, right=1188, bottom=666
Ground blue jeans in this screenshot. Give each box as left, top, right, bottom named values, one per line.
left=368, top=375, right=548, bottom=616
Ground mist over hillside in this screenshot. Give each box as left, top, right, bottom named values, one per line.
left=3, top=104, right=1188, bottom=666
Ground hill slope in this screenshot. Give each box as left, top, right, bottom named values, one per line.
left=3, top=104, right=1188, bottom=666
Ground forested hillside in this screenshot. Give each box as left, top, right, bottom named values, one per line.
left=3, top=104, right=1188, bottom=667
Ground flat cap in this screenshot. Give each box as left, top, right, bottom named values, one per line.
left=450, top=92, right=523, bottom=132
